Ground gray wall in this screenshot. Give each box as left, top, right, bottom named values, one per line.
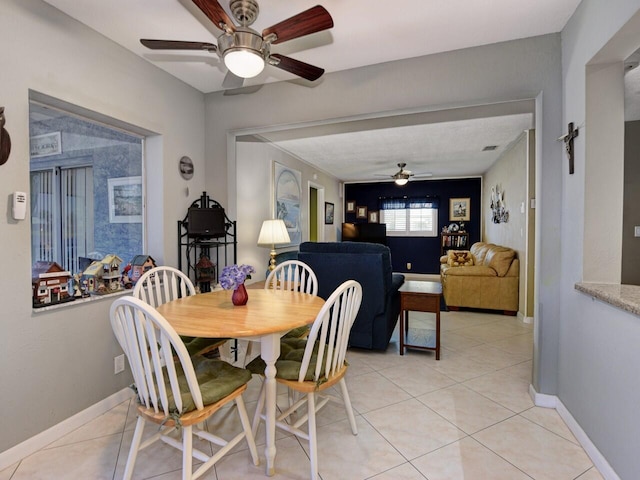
left=0, top=0, right=206, bottom=453
left=622, top=120, right=640, bottom=284
left=561, top=1, right=640, bottom=479
left=483, top=132, right=531, bottom=318
left=205, top=33, right=564, bottom=397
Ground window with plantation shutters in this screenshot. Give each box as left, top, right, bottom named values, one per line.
left=379, top=196, right=438, bottom=237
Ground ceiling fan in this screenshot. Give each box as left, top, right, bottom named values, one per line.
left=376, top=163, right=433, bottom=185
left=140, top=0, right=333, bottom=88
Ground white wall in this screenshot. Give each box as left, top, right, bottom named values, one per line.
left=235, top=140, right=341, bottom=278
left=561, top=1, right=640, bottom=478
left=206, top=33, right=564, bottom=396
left=0, top=0, right=205, bottom=452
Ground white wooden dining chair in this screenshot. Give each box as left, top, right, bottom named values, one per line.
left=265, top=259, right=318, bottom=296
left=133, top=266, right=228, bottom=357
left=110, top=296, right=259, bottom=480
left=249, top=279, right=363, bottom=480
left=240, top=260, right=320, bottom=367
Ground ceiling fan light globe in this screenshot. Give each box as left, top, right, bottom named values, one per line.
left=224, top=48, right=265, bottom=78
left=394, top=178, right=409, bottom=186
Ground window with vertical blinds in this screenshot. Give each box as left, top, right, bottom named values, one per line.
left=379, top=196, right=438, bottom=237
left=31, top=167, right=94, bottom=275
left=29, top=99, right=143, bottom=280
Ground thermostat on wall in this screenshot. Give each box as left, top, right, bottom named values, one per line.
left=12, top=191, right=26, bottom=220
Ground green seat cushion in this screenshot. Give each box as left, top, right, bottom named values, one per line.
left=246, top=337, right=329, bottom=382
left=282, top=326, right=310, bottom=339
left=161, top=355, right=252, bottom=413
left=180, top=336, right=229, bottom=356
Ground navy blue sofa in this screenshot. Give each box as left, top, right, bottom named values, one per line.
left=298, top=241, right=405, bottom=350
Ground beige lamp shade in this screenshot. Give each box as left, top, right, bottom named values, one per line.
left=258, top=219, right=291, bottom=272
left=257, top=219, right=290, bottom=246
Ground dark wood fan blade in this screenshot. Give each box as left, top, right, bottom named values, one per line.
left=262, top=5, right=333, bottom=44
left=222, top=70, right=245, bottom=89
left=270, top=54, right=324, bottom=81
left=140, top=39, right=217, bottom=52
left=192, top=0, right=235, bottom=31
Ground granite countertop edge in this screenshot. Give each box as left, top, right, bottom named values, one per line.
left=575, top=282, right=640, bottom=316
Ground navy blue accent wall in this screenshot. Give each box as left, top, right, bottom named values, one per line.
left=344, top=178, right=482, bottom=273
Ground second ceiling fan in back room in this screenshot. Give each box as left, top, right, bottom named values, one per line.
left=140, top=0, right=333, bottom=89
left=375, top=163, right=433, bottom=185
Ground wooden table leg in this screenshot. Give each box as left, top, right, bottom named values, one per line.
left=399, top=310, right=405, bottom=355
left=260, top=333, right=281, bottom=476
left=435, top=301, right=441, bottom=360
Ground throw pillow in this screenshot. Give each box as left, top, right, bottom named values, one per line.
left=447, top=250, right=474, bottom=267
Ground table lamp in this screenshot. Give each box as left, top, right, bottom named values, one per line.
left=257, top=219, right=291, bottom=271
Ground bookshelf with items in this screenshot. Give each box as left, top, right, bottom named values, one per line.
left=440, top=232, right=470, bottom=256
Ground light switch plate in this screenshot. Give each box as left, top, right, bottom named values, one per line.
left=635, top=226, right=640, bottom=237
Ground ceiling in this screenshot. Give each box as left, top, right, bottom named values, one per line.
left=40, top=0, right=583, bottom=181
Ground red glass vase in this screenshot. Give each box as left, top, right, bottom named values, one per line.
left=231, top=283, right=248, bottom=306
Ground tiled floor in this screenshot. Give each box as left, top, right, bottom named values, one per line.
left=1, top=310, right=604, bottom=480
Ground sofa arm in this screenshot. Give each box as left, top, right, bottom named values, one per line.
left=440, top=255, right=448, bottom=264
left=390, top=273, right=405, bottom=293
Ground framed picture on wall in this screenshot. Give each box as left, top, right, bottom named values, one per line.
left=346, top=200, right=356, bottom=213
left=450, top=197, right=470, bottom=221
left=368, top=211, right=379, bottom=223
left=356, top=206, right=368, bottom=219
left=274, top=161, right=302, bottom=247
left=325, top=202, right=335, bottom=224
left=108, top=176, right=143, bottom=223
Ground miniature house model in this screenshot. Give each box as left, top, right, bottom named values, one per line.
left=32, top=261, right=74, bottom=307
left=129, top=255, right=156, bottom=284
left=82, top=254, right=124, bottom=294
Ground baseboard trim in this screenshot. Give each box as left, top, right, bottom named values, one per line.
left=0, top=388, right=133, bottom=471
left=529, top=385, right=620, bottom=480
left=529, top=383, right=557, bottom=408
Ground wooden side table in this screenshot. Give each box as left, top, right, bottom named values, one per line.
left=398, top=280, right=443, bottom=359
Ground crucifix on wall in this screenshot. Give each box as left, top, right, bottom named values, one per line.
left=560, top=122, right=579, bottom=174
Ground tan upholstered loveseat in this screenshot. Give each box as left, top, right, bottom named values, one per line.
left=440, top=242, right=519, bottom=315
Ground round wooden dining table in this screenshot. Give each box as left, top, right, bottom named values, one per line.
left=156, top=287, right=325, bottom=476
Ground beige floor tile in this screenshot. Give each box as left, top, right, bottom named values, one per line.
left=8, top=310, right=607, bottom=480
left=519, top=406, right=579, bottom=445
left=461, top=344, right=531, bottom=370
left=348, top=348, right=417, bottom=371
left=411, top=436, right=532, bottom=480
left=344, top=355, right=377, bottom=377
left=311, top=416, right=407, bottom=480
left=463, top=370, right=534, bottom=413
left=379, top=362, right=456, bottom=397
left=428, top=351, right=495, bottom=382
left=0, top=463, right=19, bottom=480
left=369, top=462, right=426, bottom=479
left=473, top=416, right=593, bottom=480
left=363, top=398, right=466, bottom=460
left=440, top=330, right=484, bottom=352
left=115, top=421, right=212, bottom=479
left=11, top=433, right=121, bottom=480
left=453, top=324, right=525, bottom=343
left=344, top=371, right=412, bottom=413
left=498, top=360, right=533, bottom=382
left=576, top=467, right=605, bottom=479
left=215, top=435, right=309, bottom=479
left=417, top=384, right=514, bottom=434
left=488, top=332, right=534, bottom=356
left=441, top=312, right=501, bottom=332
left=46, top=398, right=132, bottom=448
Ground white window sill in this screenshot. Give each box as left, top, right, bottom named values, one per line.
left=32, top=289, right=131, bottom=313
